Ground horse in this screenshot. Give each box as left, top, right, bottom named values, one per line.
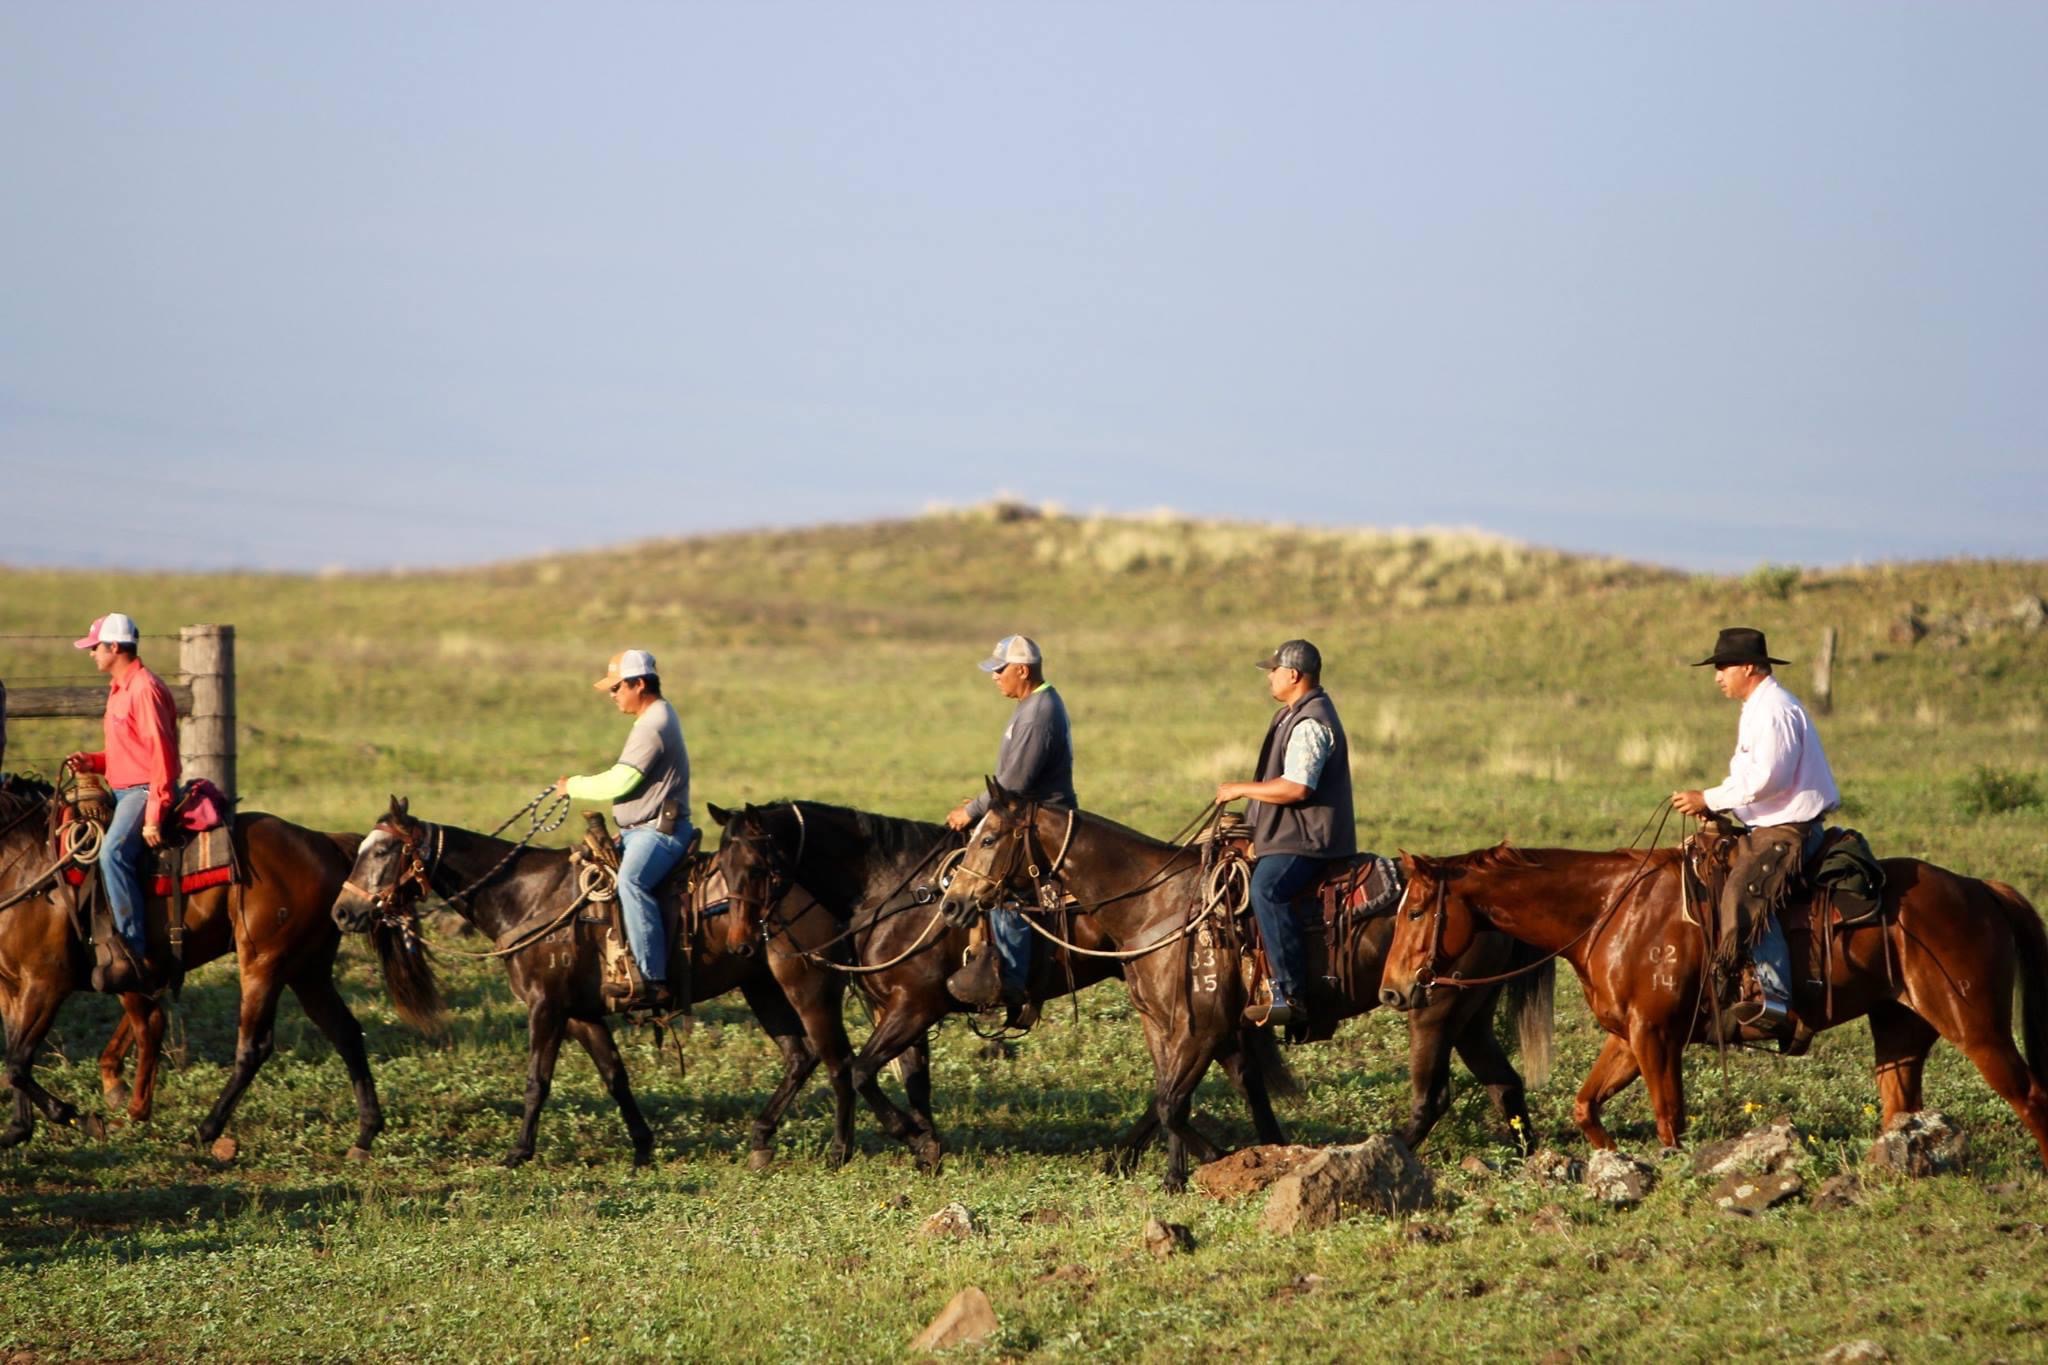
left=873, top=781, right=1552, bottom=1190
left=715, top=798, right=1305, bottom=1175
left=333, top=796, right=860, bottom=1168
left=0, top=775, right=388, bottom=1154
left=1379, top=841, right=2048, bottom=1163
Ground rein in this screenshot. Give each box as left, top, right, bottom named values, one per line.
left=1413, top=800, right=1681, bottom=993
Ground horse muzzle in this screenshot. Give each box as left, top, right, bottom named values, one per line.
left=1379, top=977, right=1429, bottom=1012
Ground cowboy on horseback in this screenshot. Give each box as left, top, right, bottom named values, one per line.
left=62, top=612, right=179, bottom=994
left=1216, top=638, right=1356, bottom=1031
left=1671, top=626, right=1839, bottom=1041
left=555, top=649, right=691, bottom=1013
left=943, top=634, right=1076, bottom=1013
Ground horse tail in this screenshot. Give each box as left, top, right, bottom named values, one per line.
left=1240, top=1023, right=1304, bottom=1102
left=1507, top=957, right=1556, bottom=1089
left=369, top=919, right=447, bottom=1035
left=1986, top=880, right=2048, bottom=1088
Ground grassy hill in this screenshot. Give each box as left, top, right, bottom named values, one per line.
left=3, top=509, right=2046, bottom=1360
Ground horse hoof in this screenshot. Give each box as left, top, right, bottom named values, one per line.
left=825, top=1146, right=850, bottom=1172
left=345, top=1145, right=373, bottom=1162
left=0, top=1126, right=29, bottom=1151
left=103, top=1084, right=131, bottom=1112
left=632, top=1146, right=655, bottom=1170
left=79, top=1114, right=109, bottom=1142
left=747, top=1149, right=774, bottom=1173
left=912, top=1140, right=943, bottom=1176
left=210, top=1136, right=239, bottom=1163
left=501, top=1148, right=533, bottom=1169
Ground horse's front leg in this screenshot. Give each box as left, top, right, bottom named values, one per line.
left=504, top=999, right=568, bottom=1167
left=1572, top=1033, right=1642, bottom=1151
left=1628, top=1022, right=1688, bottom=1149
left=565, top=1017, right=653, bottom=1167
left=1, top=983, right=94, bottom=1145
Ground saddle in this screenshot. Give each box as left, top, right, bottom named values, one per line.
left=1690, top=820, right=1890, bottom=1027
left=571, top=812, right=728, bottom=1012
left=56, top=774, right=240, bottom=997
left=1206, top=826, right=1405, bottom=1042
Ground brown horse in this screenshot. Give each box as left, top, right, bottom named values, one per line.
left=1379, top=842, right=2048, bottom=1162
left=0, top=775, right=389, bottom=1153
left=334, top=797, right=858, bottom=1168
left=940, top=782, right=1554, bottom=1190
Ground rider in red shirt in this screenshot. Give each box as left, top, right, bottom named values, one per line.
left=64, top=613, right=180, bottom=991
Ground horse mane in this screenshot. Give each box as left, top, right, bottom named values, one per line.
left=0, top=775, right=57, bottom=836
left=1431, top=841, right=1537, bottom=873
left=1073, top=806, right=1177, bottom=850
left=760, top=800, right=948, bottom=861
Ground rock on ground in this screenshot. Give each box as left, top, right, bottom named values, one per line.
left=1811, top=1173, right=1862, bottom=1211
left=1691, top=1118, right=1805, bottom=1179
left=1817, top=1340, right=1890, bottom=1364
left=909, top=1287, right=998, bottom=1351
left=1582, top=1150, right=1657, bottom=1206
left=1192, top=1144, right=1325, bottom=1200
left=1865, top=1111, right=1966, bottom=1177
left=1143, top=1218, right=1195, bottom=1258
left=1259, top=1136, right=1435, bottom=1235
left=1522, top=1148, right=1585, bottom=1186
left=1710, top=1169, right=1804, bottom=1216
left=916, top=1202, right=982, bottom=1240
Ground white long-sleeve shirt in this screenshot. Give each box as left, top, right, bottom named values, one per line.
left=1702, top=675, right=1840, bottom=826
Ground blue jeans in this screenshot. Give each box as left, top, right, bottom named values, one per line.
left=618, top=823, right=690, bottom=984
left=1752, top=823, right=1829, bottom=1005
left=103, top=785, right=152, bottom=956
left=989, top=905, right=1031, bottom=993
left=1250, top=853, right=1324, bottom=1006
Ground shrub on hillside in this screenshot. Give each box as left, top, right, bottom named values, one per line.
left=1743, top=562, right=1802, bottom=600
left=1954, top=765, right=2043, bottom=817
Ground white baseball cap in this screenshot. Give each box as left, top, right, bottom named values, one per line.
left=593, top=649, right=658, bottom=690
left=74, top=613, right=139, bottom=649
left=977, top=635, right=1042, bottom=673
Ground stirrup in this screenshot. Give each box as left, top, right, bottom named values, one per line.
left=1241, top=997, right=1295, bottom=1029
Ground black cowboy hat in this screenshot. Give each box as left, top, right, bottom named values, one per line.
left=1694, top=626, right=1789, bottom=668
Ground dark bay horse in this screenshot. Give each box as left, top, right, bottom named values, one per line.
left=334, top=797, right=857, bottom=1168
left=1380, top=843, right=2048, bottom=1163
left=0, top=776, right=387, bottom=1153
left=714, top=799, right=1306, bottom=1175
left=866, top=783, right=1552, bottom=1190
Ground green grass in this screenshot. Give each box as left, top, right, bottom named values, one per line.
left=3, top=509, right=2047, bottom=1361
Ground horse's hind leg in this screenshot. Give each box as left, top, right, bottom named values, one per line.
left=1445, top=1001, right=1533, bottom=1152
left=898, top=1032, right=937, bottom=1140
left=565, top=1017, right=654, bottom=1167
left=1218, top=1038, right=1286, bottom=1147
left=1954, top=1030, right=2048, bottom=1166
left=98, top=1008, right=136, bottom=1112
left=1, top=985, right=94, bottom=1146
left=1867, top=1002, right=1937, bottom=1128
left=126, top=993, right=167, bottom=1124
left=291, top=971, right=385, bottom=1156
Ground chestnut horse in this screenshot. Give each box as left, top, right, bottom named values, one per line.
left=334, top=797, right=858, bottom=1168
left=939, top=782, right=1553, bottom=1190
left=0, top=775, right=388, bottom=1153
left=1379, top=842, right=2048, bottom=1163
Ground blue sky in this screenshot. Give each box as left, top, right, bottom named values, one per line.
left=3, top=3, right=2043, bottom=572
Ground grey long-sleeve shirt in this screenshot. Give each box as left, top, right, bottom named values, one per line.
left=964, top=683, right=1077, bottom=819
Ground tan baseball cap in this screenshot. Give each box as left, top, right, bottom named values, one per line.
left=593, top=649, right=658, bottom=690
left=978, top=635, right=1042, bottom=673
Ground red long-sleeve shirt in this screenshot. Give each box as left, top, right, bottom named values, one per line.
left=77, top=663, right=181, bottom=825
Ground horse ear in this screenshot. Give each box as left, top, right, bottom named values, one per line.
left=388, top=794, right=408, bottom=819
left=708, top=802, right=731, bottom=826
left=985, top=775, right=1011, bottom=806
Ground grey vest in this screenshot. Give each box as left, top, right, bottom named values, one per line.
left=1248, top=688, right=1357, bottom=859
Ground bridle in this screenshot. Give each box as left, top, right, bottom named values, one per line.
left=721, top=804, right=807, bottom=945
left=948, top=801, right=1077, bottom=915
left=340, top=818, right=444, bottom=926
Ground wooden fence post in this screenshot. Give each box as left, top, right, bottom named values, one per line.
left=180, top=624, right=236, bottom=807
left=1813, top=626, right=1837, bottom=716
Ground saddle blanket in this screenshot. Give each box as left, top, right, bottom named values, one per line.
left=61, top=823, right=237, bottom=895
